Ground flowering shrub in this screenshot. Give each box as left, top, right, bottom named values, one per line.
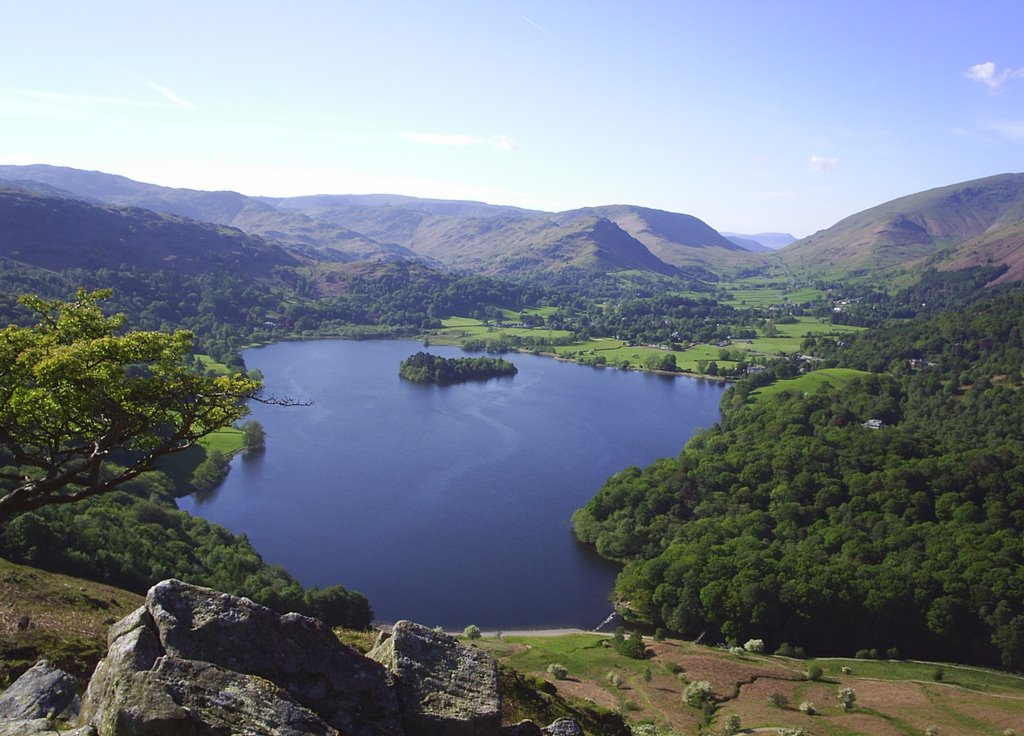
left=837, top=687, right=857, bottom=711
left=684, top=680, right=713, bottom=708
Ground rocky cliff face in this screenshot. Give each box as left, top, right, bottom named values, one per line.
left=0, top=579, right=586, bottom=736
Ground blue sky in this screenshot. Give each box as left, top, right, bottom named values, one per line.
left=3, top=1, right=1023, bottom=237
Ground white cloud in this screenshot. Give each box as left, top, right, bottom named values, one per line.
left=401, top=132, right=515, bottom=151
left=145, top=80, right=194, bottom=109
left=965, top=61, right=1024, bottom=90
left=808, top=155, right=839, bottom=173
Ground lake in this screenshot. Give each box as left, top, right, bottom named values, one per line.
left=178, top=340, right=726, bottom=630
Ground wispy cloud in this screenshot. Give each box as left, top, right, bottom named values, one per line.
left=982, top=119, right=1024, bottom=140
left=13, top=83, right=194, bottom=112
left=808, top=155, right=839, bottom=173
left=401, top=132, right=515, bottom=151
left=965, top=61, right=1024, bottom=90
left=15, top=89, right=168, bottom=109
left=145, top=80, right=194, bottom=109
left=523, top=16, right=563, bottom=45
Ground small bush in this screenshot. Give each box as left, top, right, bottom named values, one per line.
left=653, top=628, right=667, bottom=641
left=855, top=648, right=872, bottom=659
left=837, top=687, right=856, bottom=711
left=729, top=646, right=745, bottom=656
left=643, top=667, right=652, bottom=683
left=546, top=663, right=569, bottom=680
left=841, top=665, right=853, bottom=675
left=869, top=648, right=882, bottom=660
left=778, top=729, right=807, bottom=736
left=724, top=713, right=741, bottom=734
left=925, top=726, right=940, bottom=736
left=606, top=671, right=624, bottom=689
left=666, top=662, right=684, bottom=675
left=887, top=647, right=900, bottom=659
left=799, top=701, right=816, bottom=715
left=612, top=629, right=647, bottom=659
left=932, top=666, right=945, bottom=682
left=767, top=690, right=789, bottom=708
left=463, top=624, right=481, bottom=640
left=774, top=642, right=805, bottom=658
left=684, top=680, right=713, bottom=708
left=744, top=638, right=764, bottom=653
left=806, top=664, right=824, bottom=681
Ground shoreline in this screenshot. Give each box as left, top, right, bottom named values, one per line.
left=243, top=332, right=734, bottom=383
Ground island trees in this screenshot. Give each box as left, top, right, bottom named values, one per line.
left=0, top=289, right=262, bottom=524
left=398, top=352, right=518, bottom=384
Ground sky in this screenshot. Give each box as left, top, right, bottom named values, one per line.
left=3, top=1, right=1024, bottom=238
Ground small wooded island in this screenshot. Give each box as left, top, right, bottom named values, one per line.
left=399, top=351, right=518, bottom=384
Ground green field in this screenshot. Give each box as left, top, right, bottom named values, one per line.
left=721, top=285, right=826, bottom=308
left=194, top=354, right=234, bottom=375
left=750, top=368, right=873, bottom=401
left=429, top=314, right=864, bottom=379
left=434, top=316, right=574, bottom=344
left=154, top=426, right=245, bottom=490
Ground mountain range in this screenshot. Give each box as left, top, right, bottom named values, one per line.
left=1, top=164, right=1023, bottom=286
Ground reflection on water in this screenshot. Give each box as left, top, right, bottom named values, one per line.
left=179, top=340, right=725, bottom=629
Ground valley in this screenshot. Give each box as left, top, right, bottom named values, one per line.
left=1, top=164, right=1023, bottom=734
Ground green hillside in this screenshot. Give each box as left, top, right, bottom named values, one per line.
left=781, top=173, right=1024, bottom=284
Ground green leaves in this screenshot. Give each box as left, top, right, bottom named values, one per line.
left=0, top=290, right=261, bottom=522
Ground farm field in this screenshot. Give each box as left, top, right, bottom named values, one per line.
left=475, top=632, right=1024, bottom=736
left=429, top=314, right=865, bottom=378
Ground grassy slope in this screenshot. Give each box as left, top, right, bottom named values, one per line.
left=779, top=172, right=1024, bottom=284
left=0, top=557, right=143, bottom=686
left=477, top=633, right=1024, bottom=736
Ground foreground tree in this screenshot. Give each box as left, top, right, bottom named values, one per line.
left=0, top=289, right=262, bottom=524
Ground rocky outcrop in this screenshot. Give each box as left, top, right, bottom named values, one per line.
left=75, top=579, right=583, bottom=736
left=369, top=620, right=501, bottom=736
left=80, top=580, right=400, bottom=736
left=0, top=659, right=79, bottom=721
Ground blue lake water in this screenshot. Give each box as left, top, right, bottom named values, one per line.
left=178, top=340, right=726, bottom=629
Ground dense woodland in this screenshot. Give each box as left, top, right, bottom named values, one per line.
left=573, top=290, right=1024, bottom=668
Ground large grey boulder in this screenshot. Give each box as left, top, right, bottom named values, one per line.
left=80, top=579, right=402, bottom=736
left=544, top=719, right=584, bottom=736
left=369, top=620, right=501, bottom=736
left=145, top=579, right=401, bottom=735
left=0, top=659, right=79, bottom=721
